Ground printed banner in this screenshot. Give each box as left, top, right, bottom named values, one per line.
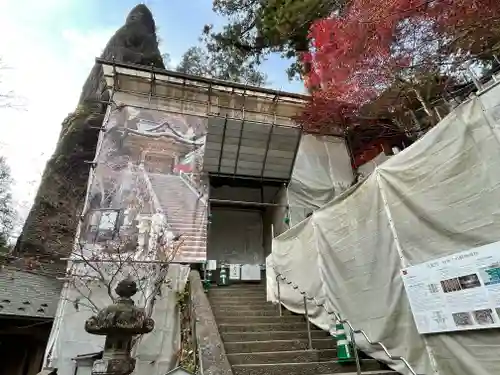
left=80, top=106, right=208, bottom=263
left=402, top=241, right=500, bottom=333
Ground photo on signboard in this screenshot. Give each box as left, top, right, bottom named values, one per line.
left=440, top=278, right=462, bottom=293
left=472, top=309, right=495, bottom=325
left=452, top=312, right=474, bottom=327
left=478, top=264, right=500, bottom=286
left=458, top=273, right=482, bottom=290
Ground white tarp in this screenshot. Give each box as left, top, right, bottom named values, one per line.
left=287, top=135, right=354, bottom=225
left=357, top=152, right=391, bottom=179
left=268, top=82, right=500, bottom=375
left=43, top=264, right=190, bottom=375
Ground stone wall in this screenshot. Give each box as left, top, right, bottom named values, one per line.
left=189, top=270, right=234, bottom=375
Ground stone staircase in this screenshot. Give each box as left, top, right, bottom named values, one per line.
left=148, top=173, right=207, bottom=262
left=209, top=283, right=397, bottom=375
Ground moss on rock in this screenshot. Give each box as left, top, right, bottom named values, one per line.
left=14, top=4, right=165, bottom=261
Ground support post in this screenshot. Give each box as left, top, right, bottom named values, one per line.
left=349, top=326, right=362, bottom=375
left=303, top=295, right=313, bottom=350
left=276, top=274, right=282, bottom=317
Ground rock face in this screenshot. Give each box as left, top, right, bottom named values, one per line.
left=14, top=4, right=165, bottom=261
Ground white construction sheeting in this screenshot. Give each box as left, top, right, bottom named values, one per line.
left=357, top=152, right=391, bottom=179
left=268, top=83, right=500, bottom=375
left=287, top=135, right=354, bottom=225
left=43, top=264, right=190, bottom=375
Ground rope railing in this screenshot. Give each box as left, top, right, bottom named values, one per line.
left=273, top=269, right=421, bottom=375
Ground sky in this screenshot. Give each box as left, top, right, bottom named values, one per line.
left=0, top=0, right=305, bottom=234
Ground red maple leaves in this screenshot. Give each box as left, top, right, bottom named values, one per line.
left=299, top=0, right=500, bottom=134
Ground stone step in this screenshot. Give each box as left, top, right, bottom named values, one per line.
left=210, top=301, right=270, bottom=308
left=213, top=305, right=281, bottom=313
left=209, top=289, right=267, bottom=296
left=163, top=203, right=206, bottom=208
left=170, top=225, right=207, bottom=232
left=176, top=245, right=206, bottom=253
left=167, top=216, right=207, bottom=223
left=216, top=315, right=305, bottom=325
left=177, top=236, right=206, bottom=241
left=176, top=236, right=205, bottom=242
left=173, top=251, right=205, bottom=257
left=210, top=296, right=269, bottom=301
left=209, top=285, right=266, bottom=291
left=210, top=284, right=266, bottom=290
left=168, top=221, right=207, bottom=227
left=224, top=338, right=336, bottom=353
left=210, top=288, right=268, bottom=294
left=231, top=359, right=386, bottom=375
left=209, top=295, right=268, bottom=302
left=211, top=303, right=280, bottom=310
left=171, top=229, right=207, bottom=236
left=170, top=226, right=206, bottom=232
left=221, top=330, right=330, bottom=342
left=218, top=322, right=323, bottom=333
left=210, top=291, right=266, bottom=297
left=214, top=309, right=286, bottom=317
left=211, top=299, right=275, bottom=306
left=173, top=256, right=205, bottom=263
left=169, top=219, right=206, bottom=224
left=168, top=209, right=205, bottom=214
left=210, top=290, right=267, bottom=297
left=209, top=300, right=270, bottom=307
left=227, top=349, right=337, bottom=365
left=161, top=196, right=202, bottom=200
left=163, top=203, right=203, bottom=209
left=172, top=253, right=206, bottom=262
left=177, top=242, right=207, bottom=248
left=168, top=217, right=206, bottom=221
left=172, top=232, right=207, bottom=238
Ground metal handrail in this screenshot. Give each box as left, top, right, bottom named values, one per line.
left=273, top=269, right=421, bottom=375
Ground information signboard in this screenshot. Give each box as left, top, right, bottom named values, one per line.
left=401, top=241, right=500, bottom=334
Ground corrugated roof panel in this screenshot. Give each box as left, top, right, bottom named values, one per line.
left=203, top=116, right=301, bottom=180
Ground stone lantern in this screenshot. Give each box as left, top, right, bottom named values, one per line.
left=84, top=279, right=155, bottom=375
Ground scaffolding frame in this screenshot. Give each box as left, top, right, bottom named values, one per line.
left=97, top=58, right=306, bottom=186
left=97, top=58, right=307, bottom=127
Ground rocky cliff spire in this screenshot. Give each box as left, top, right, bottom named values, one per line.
left=14, top=4, right=165, bottom=262
left=79, top=4, right=164, bottom=104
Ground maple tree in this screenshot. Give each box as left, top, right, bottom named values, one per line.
left=300, top=0, right=500, bottom=134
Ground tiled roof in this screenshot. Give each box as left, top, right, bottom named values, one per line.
left=0, top=268, right=63, bottom=318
